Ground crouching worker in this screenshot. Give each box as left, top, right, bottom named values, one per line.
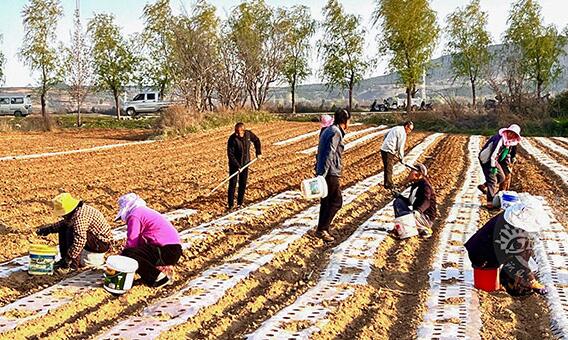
left=393, top=163, right=436, bottom=238
left=465, top=198, right=548, bottom=296
left=116, top=193, right=182, bottom=288
left=36, top=193, right=112, bottom=270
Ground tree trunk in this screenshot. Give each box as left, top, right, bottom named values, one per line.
left=348, top=72, right=354, bottom=112
left=471, top=79, right=477, bottom=109
left=113, top=90, right=121, bottom=119
left=537, top=80, right=542, bottom=101
left=77, top=101, right=82, bottom=127
left=291, top=75, right=296, bottom=114
left=406, top=87, right=412, bottom=113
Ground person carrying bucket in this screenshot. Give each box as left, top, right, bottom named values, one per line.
left=314, top=108, right=350, bottom=242
left=227, top=122, right=262, bottom=210
left=116, top=193, right=182, bottom=288
left=36, top=193, right=112, bottom=271
left=392, top=163, right=437, bottom=238
left=464, top=197, right=548, bottom=296
left=380, top=121, right=414, bottom=190
left=477, top=124, right=521, bottom=209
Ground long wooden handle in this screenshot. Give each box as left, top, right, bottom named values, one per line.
left=208, top=158, right=258, bottom=195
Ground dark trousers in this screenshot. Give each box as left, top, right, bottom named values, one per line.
left=381, top=150, right=396, bottom=189
left=228, top=167, right=249, bottom=208
left=317, top=175, right=342, bottom=232
left=122, top=244, right=183, bottom=284
left=393, top=197, right=412, bottom=217
left=481, top=163, right=505, bottom=202
left=58, top=225, right=110, bottom=260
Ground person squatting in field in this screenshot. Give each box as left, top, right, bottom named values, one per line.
left=392, top=163, right=437, bottom=239
left=227, top=122, right=262, bottom=210
left=380, top=121, right=414, bottom=189
left=477, top=124, right=522, bottom=209
left=465, top=197, right=548, bottom=296
left=37, top=193, right=112, bottom=271
left=116, top=193, right=182, bottom=288
left=314, top=108, right=351, bottom=242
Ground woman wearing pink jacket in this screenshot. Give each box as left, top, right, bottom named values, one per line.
left=116, top=193, right=182, bottom=287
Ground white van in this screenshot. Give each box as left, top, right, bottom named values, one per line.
left=0, top=95, right=32, bottom=116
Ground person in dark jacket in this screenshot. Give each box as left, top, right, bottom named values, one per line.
left=315, top=108, right=350, bottom=242
left=227, top=122, right=262, bottom=210
left=393, top=163, right=436, bottom=238
left=477, top=124, right=521, bottom=209
left=465, top=197, right=548, bottom=296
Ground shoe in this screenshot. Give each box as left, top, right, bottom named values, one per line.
left=156, top=265, right=175, bottom=281
left=54, top=259, right=69, bottom=270
left=153, top=275, right=170, bottom=288
left=236, top=204, right=243, bottom=210
left=477, top=184, right=487, bottom=194
left=418, top=227, right=433, bottom=239
left=315, top=230, right=335, bottom=242
left=484, top=203, right=498, bottom=211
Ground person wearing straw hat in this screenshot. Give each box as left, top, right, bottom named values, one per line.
left=36, top=193, right=112, bottom=270
left=464, top=197, right=548, bottom=296
left=227, top=122, right=262, bottom=210
left=116, top=193, right=182, bottom=288
left=477, top=124, right=522, bottom=209
left=392, top=163, right=437, bottom=238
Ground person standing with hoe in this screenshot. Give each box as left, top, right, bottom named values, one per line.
left=315, top=108, right=351, bottom=242
left=380, top=121, right=414, bottom=189
left=227, top=122, right=262, bottom=210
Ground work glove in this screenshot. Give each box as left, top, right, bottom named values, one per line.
left=531, top=280, right=548, bottom=295
left=490, top=167, right=498, bottom=175
left=256, top=154, right=262, bottom=160
left=36, top=225, right=54, bottom=237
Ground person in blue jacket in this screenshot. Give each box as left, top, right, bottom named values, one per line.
left=314, top=108, right=350, bottom=242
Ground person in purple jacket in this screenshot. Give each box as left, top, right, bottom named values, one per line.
left=115, top=193, right=182, bottom=287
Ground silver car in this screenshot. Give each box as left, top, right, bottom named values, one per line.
left=0, top=95, right=32, bottom=116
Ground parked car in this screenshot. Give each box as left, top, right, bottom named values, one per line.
left=0, top=94, right=32, bottom=116
left=123, top=92, right=172, bottom=116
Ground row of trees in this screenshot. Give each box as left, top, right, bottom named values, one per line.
left=9, top=0, right=568, bottom=126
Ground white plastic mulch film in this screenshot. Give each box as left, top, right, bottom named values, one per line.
left=535, top=137, right=568, bottom=158
left=247, top=192, right=404, bottom=339
left=0, top=140, right=156, bottom=162
left=530, top=199, right=568, bottom=338
left=299, top=126, right=387, bottom=155
left=521, top=138, right=568, bottom=187
left=0, top=208, right=198, bottom=279
left=273, top=123, right=364, bottom=146
left=416, top=135, right=484, bottom=340
left=97, top=133, right=443, bottom=339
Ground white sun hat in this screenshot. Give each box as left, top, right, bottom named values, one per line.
left=504, top=196, right=550, bottom=233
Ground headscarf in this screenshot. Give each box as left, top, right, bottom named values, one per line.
left=115, top=193, right=147, bottom=222
left=320, top=114, right=334, bottom=129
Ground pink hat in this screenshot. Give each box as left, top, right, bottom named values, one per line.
left=115, top=193, right=146, bottom=222
left=499, top=124, right=521, bottom=146
left=320, top=114, right=334, bottom=128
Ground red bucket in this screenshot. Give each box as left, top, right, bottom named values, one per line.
left=473, top=267, right=500, bottom=292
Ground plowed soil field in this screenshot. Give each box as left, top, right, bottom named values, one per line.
left=0, top=123, right=565, bottom=339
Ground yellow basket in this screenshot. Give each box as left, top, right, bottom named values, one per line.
left=29, top=244, right=58, bottom=275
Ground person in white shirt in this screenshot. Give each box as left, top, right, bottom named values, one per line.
left=380, top=121, right=414, bottom=189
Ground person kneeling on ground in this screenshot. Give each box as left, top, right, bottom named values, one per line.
left=464, top=197, right=548, bottom=296
left=314, top=108, right=350, bottom=242
left=116, top=193, right=182, bottom=288
left=477, top=124, right=521, bottom=209
left=37, top=193, right=112, bottom=271
left=392, top=163, right=436, bottom=238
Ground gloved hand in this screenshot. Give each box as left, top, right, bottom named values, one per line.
left=490, top=167, right=498, bottom=175
left=36, top=225, right=53, bottom=237
left=256, top=154, right=262, bottom=160
left=531, top=280, right=547, bottom=295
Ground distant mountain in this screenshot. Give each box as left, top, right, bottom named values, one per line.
left=268, top=44, right=568, bottom=108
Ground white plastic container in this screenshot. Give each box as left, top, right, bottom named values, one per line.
left=393, top=213, right=418, bottom=239
left=81, top=250, right=106, bottom=269
left=300, top=176, right=328, bottom=199
left=493, top=191, right=520, bottom=209
left=103, top=255, right=139, bottom=295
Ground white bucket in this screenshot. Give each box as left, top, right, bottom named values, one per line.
left=81, top=250, right=106, bottom=269
left=493, top=191, right=520, bottom=209
left=393, top=213, right=418, bottom=239
left=300, top=176, right=328, bottom=199
left=103, top=255, right=139, bottom=295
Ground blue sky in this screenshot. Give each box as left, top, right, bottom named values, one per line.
left=1, top=0, right=568, bottom=87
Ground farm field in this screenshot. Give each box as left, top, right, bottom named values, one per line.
left=0, top=121, right=566, bottom=339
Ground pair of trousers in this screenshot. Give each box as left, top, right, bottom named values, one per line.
left=58, top=225, right=110, bottom=260
left=393, top=197, right=432, bottom=229
left=317, top=175, right=342, bottom=232
left=122, top=244, right=183, bottom=284
left=481, top=163, right=505, bottom=202
left=381, top=150, right=396, bottom=189
left=228, top=167, right=249, bottom=208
